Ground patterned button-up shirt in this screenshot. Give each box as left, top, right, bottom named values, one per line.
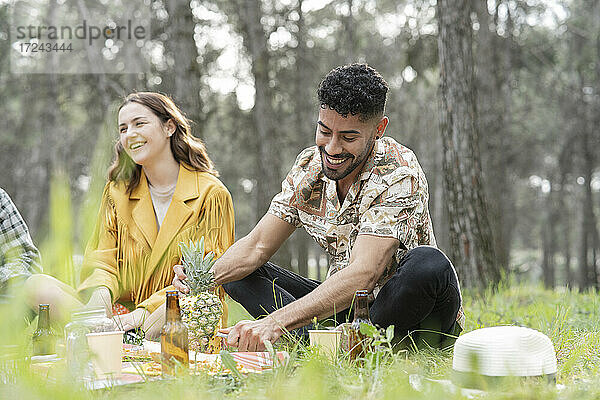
left=269, top=137, right=465, bottom=328
left=0, top=188, right=42, bottom=294
left=269, top=136, right=436, bottom=286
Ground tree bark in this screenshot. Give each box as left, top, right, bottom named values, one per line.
left=342, top=0, right=356, bottom=63
left=473, top=0, right=513, bottom=271
left=541, top=183, right=556, bottom=289
left=229, top=0, right=291, bottom=268
left=233, top=0, right=281, bottom=217
left=164, top=0, right=205, bottom=135
left=576, top=63, right=598, bottom=290
left=436, top=0, right=500, bottom=288
left=579, top=131, right=597, bottom=289
left=558, top=165, right=573, bottom=287
left=293, top=0, right=314, bottom=277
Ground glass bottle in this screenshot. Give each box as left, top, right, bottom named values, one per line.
left=161, top=290, right=189, bottom=376
left=32, top=304, right=55, bottom=355
left=348, top=290, right=372, bottom=360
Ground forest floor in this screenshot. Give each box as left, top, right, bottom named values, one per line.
left=4, top=283, right=600, bottom=399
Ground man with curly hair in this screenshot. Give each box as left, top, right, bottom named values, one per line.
left=174, top=64, right=463, bottom=351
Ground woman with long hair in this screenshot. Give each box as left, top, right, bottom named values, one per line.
left=26, top=92, right=234, bottom=339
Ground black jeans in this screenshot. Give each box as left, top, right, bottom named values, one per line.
left=223, top=246, right=462, bottom=348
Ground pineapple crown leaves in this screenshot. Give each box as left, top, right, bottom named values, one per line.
left=179, top=238, right=217, bottom=295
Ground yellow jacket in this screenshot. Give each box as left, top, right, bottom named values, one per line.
left=78, top=164, right=234, bottom=325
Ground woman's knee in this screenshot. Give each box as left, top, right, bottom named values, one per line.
left=144, top=307, right=165, bottom=340
left=23, top=274, right=56, bottom=305
left=23, top=274, right=83, bottom=318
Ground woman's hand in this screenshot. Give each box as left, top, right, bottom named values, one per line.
left=86, top=286, right=113, bottom=317
left=113, top=308, right=150, bottom=332
left=172, top=264, right=189, bottom=294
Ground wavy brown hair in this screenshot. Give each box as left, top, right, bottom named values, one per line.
left=108, top=92, right=218, bottom=193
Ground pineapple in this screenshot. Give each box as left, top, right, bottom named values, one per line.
left=178, top=238, right=223, bottom=353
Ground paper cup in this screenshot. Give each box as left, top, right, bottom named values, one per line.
left=86, top=331, right=124, bottom=379
left=309, top=330, right=341, bottom=358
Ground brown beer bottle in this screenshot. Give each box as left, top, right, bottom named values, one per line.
left=161, top=291, right=189, bottom=376
left=32, top=304, right=55, bottom=355
left=348, top=290, right=371, bottom=360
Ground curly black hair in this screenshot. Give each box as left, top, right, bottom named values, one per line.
left=317, top=63, right=388, bottom=122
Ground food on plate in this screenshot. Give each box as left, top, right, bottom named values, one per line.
left=122, top=344, right=152, bottom=362
left=190, top=357, right=248, bottom=375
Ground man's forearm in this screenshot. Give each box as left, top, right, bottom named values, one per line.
left=266, top=264, right=379, bottom=332
left=213, top=214, right=296, bottom=286
left=213, top=235, right=268, bottom=285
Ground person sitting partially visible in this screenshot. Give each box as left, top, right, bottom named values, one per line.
left=0, top=188, right=42, bottom=302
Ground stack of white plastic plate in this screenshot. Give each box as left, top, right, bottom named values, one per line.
left=452, top=326, right=557, bottom=377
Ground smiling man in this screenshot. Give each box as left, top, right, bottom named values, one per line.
left=174, top=64, right=464, bottom=351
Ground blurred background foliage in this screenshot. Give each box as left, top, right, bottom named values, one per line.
left=0, top=0, right=598, bottom=289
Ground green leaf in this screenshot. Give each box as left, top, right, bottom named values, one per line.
left=386, top=325, right=395, bottom=343
left=359, top=322, right=377, bottom=337
left=263, top=339, right=277, bottom=365
left=264, top=339, right=273, bottom=352
left=220, top=350, right=244, bottom=380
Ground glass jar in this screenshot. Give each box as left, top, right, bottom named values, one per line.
left=64, top=307, right=117, bottom=379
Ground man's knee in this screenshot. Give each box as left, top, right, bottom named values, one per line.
left=222, top=280, right=242, bottom=299
left=222, top=274, right=260, bottom=301
left=222, top=263, right=271, bottom=299
left=401, top=246, right=453, bottom=280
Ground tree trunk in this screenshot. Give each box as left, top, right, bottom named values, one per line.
left=558, top=166, right=573, bottom=287
left=342, top=0, right=356, bottom=63
left=231, top=0, right=290, bottom=268
left=233, top=0, right=281, bottom=217
left=164, top=0, right=204, bottom=133
left=576, top=63, right=598, bottom=290
left=297, top=231, right=309, bottom=277
left=541, top=184, right=556, bottom=289
left=473, top=0, right=513, bottom=272
left=579, top=136, right=597, bottom=289
left=293, top=0, right=315, bottom=277
left=436, top=0, right=500, bottom=288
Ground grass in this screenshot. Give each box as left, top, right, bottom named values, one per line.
left=10, top=176, right=600, bottom=397
left=4, top=283, right=600, bottom=399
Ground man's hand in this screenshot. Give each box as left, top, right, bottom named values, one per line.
left=172, top=264, right=189, bottom=294
left=86, top=286, right=113, bottom=317
left=113, top=308, right=150, bottom=332
left=220, top=318, right=283, bottom=352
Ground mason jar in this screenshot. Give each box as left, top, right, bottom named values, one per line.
left=64, top=307, right=117, bottom=379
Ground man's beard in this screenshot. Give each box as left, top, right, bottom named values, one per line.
left=319, top=135, right=375, bottom=181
